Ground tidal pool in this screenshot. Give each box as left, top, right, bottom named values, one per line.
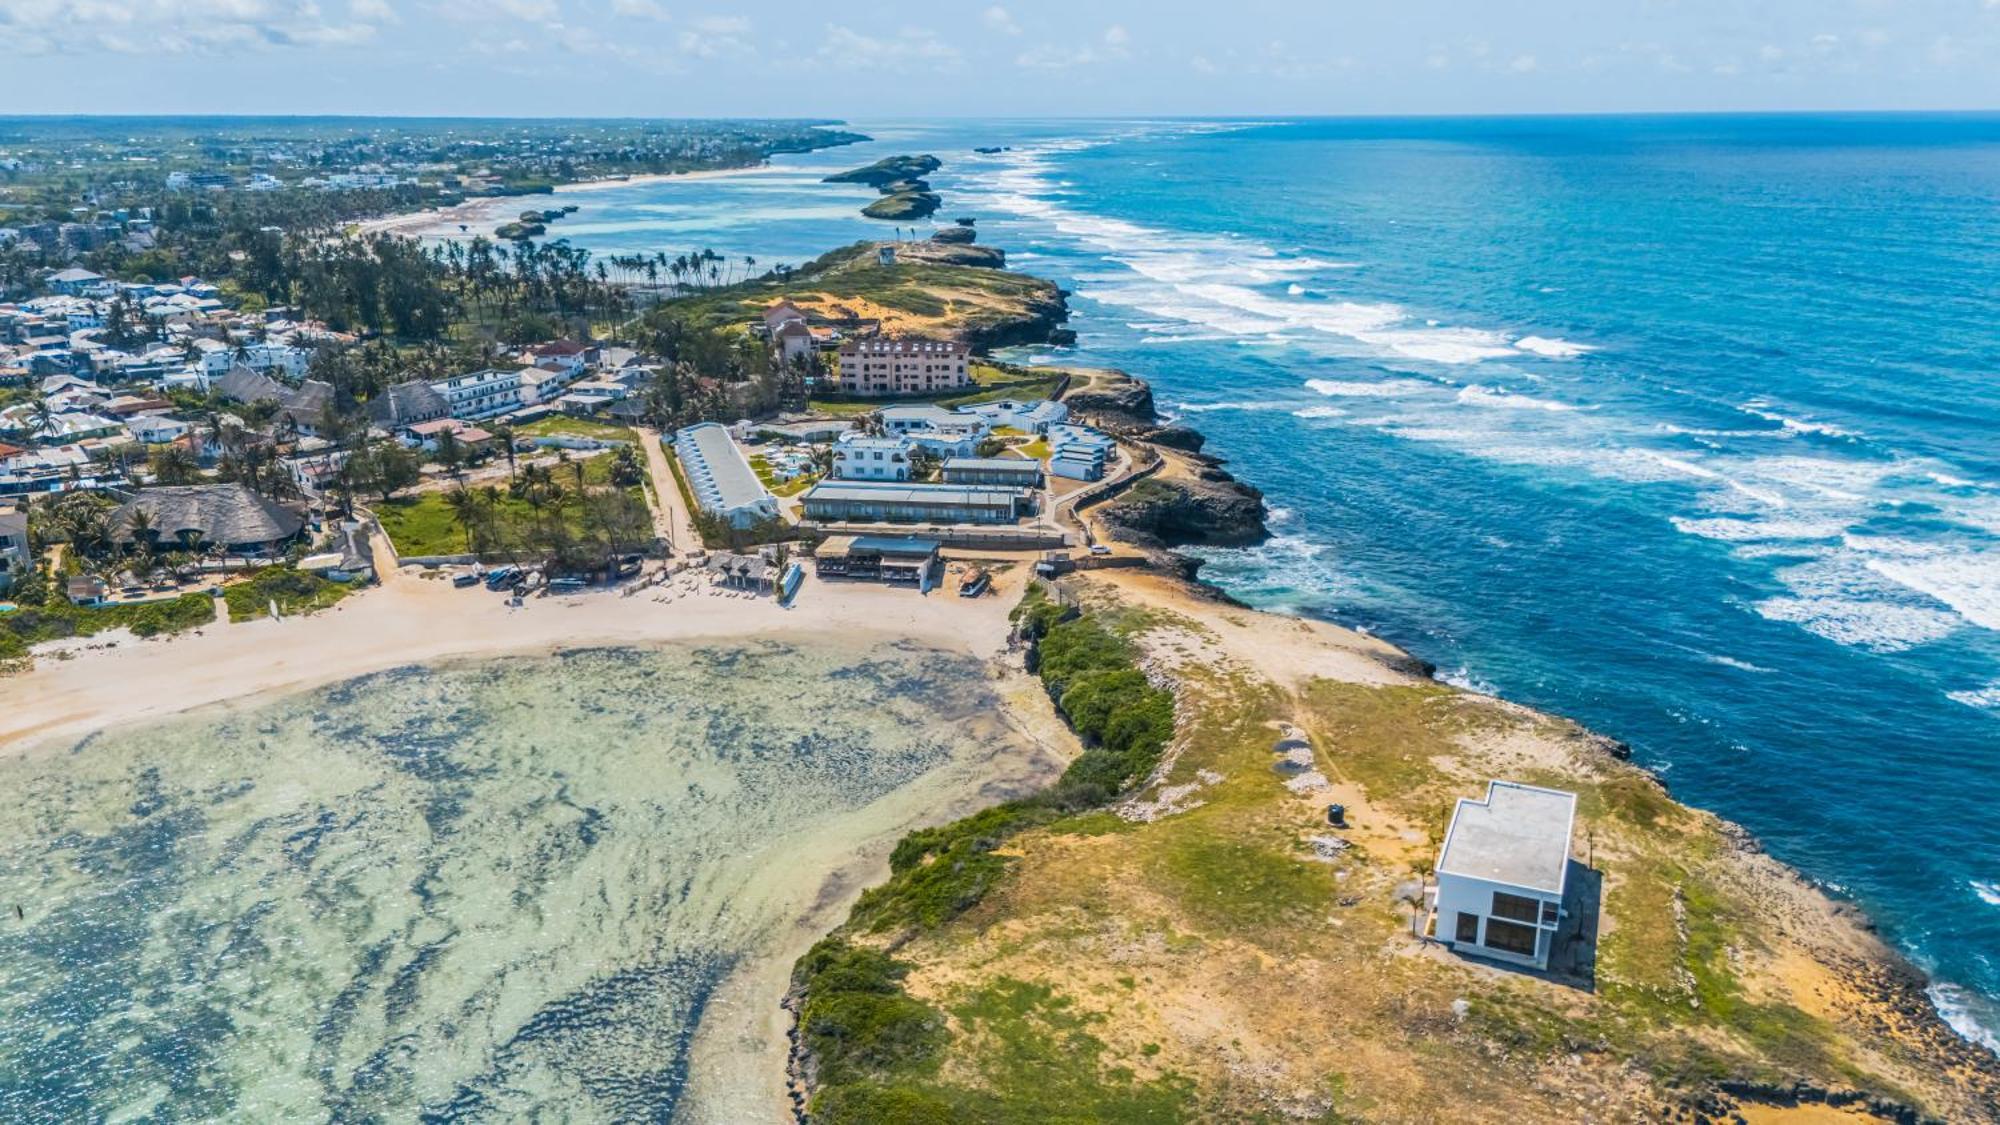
left=0, top=639, right=1046, bottom=1121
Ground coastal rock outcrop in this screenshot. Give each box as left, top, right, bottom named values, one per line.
left=1096, top=471, right=1269, bottom=551
left=1061, top=369, right=1158, bottom=431
left=823, top=154, right=942, bottom=187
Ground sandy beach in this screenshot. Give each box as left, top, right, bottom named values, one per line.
left=353, top=164, right=792, bottom=241
left=0, top=538, right=1031, bottom=755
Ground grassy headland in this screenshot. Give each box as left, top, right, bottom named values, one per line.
left=788, top=403, right=2000, bottom=1124
left=661, top=240, right=1068, bottom=351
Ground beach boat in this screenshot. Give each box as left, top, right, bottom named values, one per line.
left=958, top=567, right=990, bottom=598
left=483, top=565, right=520, bottom=591
left=779, top=561, right=805, bottom=605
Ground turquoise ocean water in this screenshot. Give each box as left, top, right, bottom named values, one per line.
left=549, top=115, right=2000, bottom=1049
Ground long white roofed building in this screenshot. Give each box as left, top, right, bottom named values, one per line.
left=673, top=422, right=779, bottom=528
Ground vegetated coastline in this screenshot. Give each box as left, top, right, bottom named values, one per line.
left=783, top=363, right=2000, bottom=1121
left=824, top=154, right=945, bottom=221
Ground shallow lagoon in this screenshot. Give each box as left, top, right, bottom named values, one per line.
left=0, top=639, right=1041, bottom=1120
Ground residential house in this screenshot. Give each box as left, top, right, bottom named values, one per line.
left=835, top=338, right=972, bottom=397
left=526, top=339, right=594, bottom=378
left=0, top=505, right=27, bottom=587
left=399, top=418, right=496, bottom=454
left=67, top=574, right=109, bottom=606
left=1433, top=781, right=1578, bottom=972
left=129, top=416, right=193, bottom=445
left=879, top=404, right=988, bottom=439
left=46, top=267, right=107, bottom=297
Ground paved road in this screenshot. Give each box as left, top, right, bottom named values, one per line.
left=634, top=427, right=698, bottom=554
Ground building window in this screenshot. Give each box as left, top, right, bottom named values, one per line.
left=1455, top=912, right=1479, bottom=944
left=1541, top=901, right=1560, bottom=926
left=1484, top=918, right=1538, bottom=956
left=1491, top=891, right=1542, bottom=925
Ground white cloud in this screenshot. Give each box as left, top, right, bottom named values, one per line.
left=1015, top=23, right=1129, bottom=70
left=819, top=24, right=960, bottom=71
left=610, top=0, right=666, bottom=19
left=434, top=0, right=557, bottom=21
left=981, top=5, right=1018, bottom=35
left=0, top=0, right=391, bottom=55
left=677, top=14, right=751, bottom=56
left=1189, top=53, right=1216, bottom=74
left=1509, top=53, right=1537, bottom=72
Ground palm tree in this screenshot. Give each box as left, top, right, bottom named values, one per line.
left=491, top=423, right=518, bottom=480
left=443, top=485, right=486, bottom=554
left=25, top=394, right=55, bottom=443
left=122, top=507, right=157, bottom=567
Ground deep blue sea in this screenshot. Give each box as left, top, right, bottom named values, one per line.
left=528, top=115, right=2000, bottom=1051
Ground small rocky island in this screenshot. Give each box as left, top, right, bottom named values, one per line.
left=823, top=153, right=943, bottom=221
left=494, top=203, right=577, bottom=242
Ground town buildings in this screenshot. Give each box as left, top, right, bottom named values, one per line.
left=1432, top=781, right=1578, bottom=972
left=673, top=422, right=779, bottom=528
left=834, top=338, right=972, bottom=397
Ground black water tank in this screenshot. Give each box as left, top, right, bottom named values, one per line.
left=1327, top=804, right=1347, bottom=828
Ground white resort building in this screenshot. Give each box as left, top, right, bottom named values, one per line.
left=1432, top=780, right=1577, bottom=971
left=673, top=422, right=779, bottom=528
left=832, top=433, right=916, bottom=481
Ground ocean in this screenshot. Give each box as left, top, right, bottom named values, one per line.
left=539, top=114, right=2000, bottom=1049
left=0, top=640, right=1035, bottom=1119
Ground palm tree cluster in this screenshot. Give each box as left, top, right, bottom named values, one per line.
left=440, top=459, right=652, bottom=574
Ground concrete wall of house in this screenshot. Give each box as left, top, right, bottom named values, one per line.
left=1435, top=871, right=1559, bottom=970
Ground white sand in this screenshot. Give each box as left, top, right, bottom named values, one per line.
left=0, top=537, right=1029, bottom=755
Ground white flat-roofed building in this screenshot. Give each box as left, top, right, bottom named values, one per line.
left=832, top=432, right=916, bottom=481
left=673, top=422, right=778, bottom=528
left=1433, top=781, right=1577, bottom=971
left=431, top=367, right=531, bottom=420
left=956, top=398, right=1069, bottom=434
left=800, top=480, right=1029, bottom=525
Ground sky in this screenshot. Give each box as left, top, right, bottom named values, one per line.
left=3, top=0, right=1999, bottom=118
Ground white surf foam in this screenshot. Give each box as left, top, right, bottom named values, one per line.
left=1513, top=335, right=1595, bottom=358
left=1865, top=552, right=2000, bottom=632
left=1292, top=406, right=1347, bottom=420
left=1306, top=378, right=1434, bottom=398
left=1928, top=981, right=2000, bottom=1056
left=1947, top=681, right=2000, bottom=712
left=1455, top=384, right=1580, bottom=412
left=1974, top=881, right=2000, bottom=908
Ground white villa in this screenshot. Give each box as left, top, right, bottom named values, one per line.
left=1432, top=780, right=1577, bottom=972
left=832, top=433, right=916, bottom=481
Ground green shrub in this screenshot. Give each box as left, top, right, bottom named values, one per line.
left=795, top=940, right=947, bottom=1085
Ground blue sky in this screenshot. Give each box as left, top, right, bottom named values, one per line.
left=4, top=0, right=1999, bottom=117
